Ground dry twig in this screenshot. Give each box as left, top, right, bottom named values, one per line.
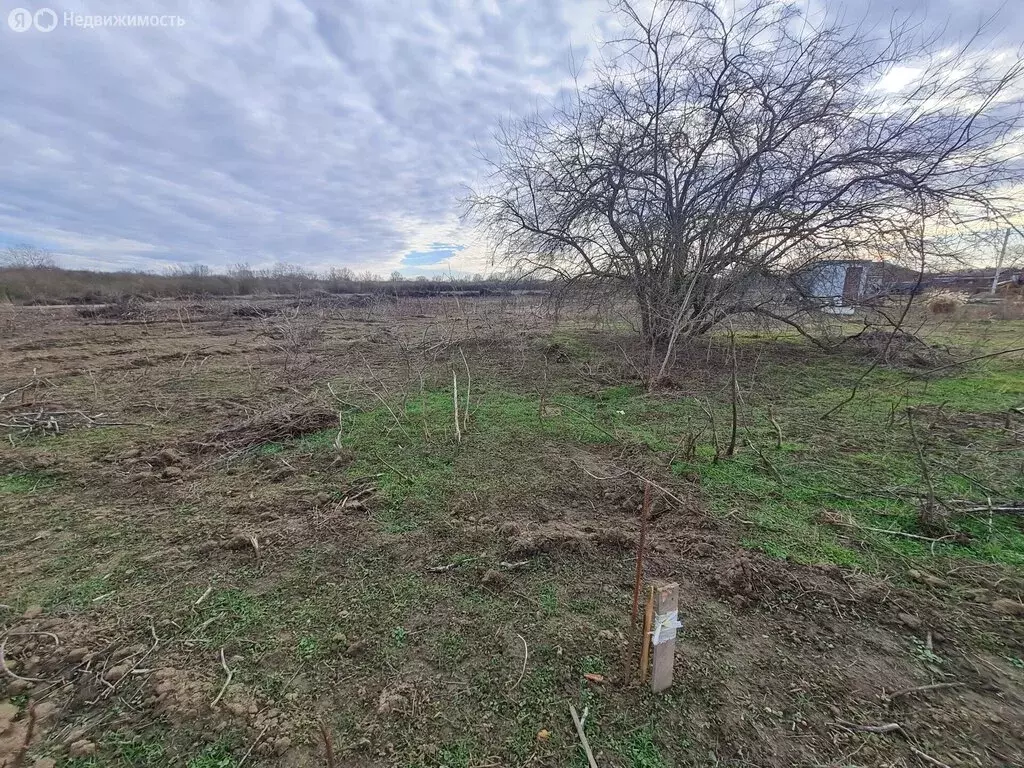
left=886, top=681, right=963, bottom=700
left=1, top=631, right=60, bottom=683
left=510, top=634, right=528, bottom=690
left=833, top=720, right=902, bottom=734
left=239, top=725, right=270, bottom=767
left=569, top=703, right=599, bottom=768
left=909, top=745, right=953, bottom=768
left=212, top=648, right=234, bottom=706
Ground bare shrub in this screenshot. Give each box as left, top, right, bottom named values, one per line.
left=1, top=245, right=56, bottom=269
left=470, top=0, right=1024, bottom=378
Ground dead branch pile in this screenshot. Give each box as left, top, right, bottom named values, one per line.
left=76, top=296, right=149, bottom=321
left=500, top=521, right=633, bottom=557
left=849, top=330, right=950, bottom=368
left=0, top=407, right=138, bottom=436
left=191, top=400, right=338, bottom=453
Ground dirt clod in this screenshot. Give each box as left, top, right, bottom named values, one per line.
left=154, top=448, right=187, bottom=467
left=898, top=612, right=922, bottom=630
left=345, top=640, right=368, bottom=656
left=69, top=739, right=97, bottom=758
left=103, top=664, right=131, bottom=682
left=223, top=534, right=253, bottom=551
left=908, top=569, right=948, bottom=588
left=480, top=568, right=507, bottom=588
left=0, top=702, right=18, bottom=733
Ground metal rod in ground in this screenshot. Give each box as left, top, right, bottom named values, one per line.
left=624, top=480, right=652, bottom=685
left=639, top=584, right=654, bottom=685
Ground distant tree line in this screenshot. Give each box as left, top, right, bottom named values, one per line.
left=0, top=246, right=546, bottom=304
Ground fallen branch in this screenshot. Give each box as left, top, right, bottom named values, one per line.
left=211, top=648, right=234, bottom=706
left=886, top=681, right=963, bottom=700
left=956, top=505, right=1024, bottom=516
left=829, top=520, right=954, bottom=545
left=372, top=453, right=411, bottom=483
left=509, top=634, right=528, bottom=690
left=557, top=401, right=618, bottom=441
left=569, top=703, right=599, bottom=768
left=1, top=631, right=60, bottom=683
left=425, top=556, right=482, bottom=573
left=909, top=745, right=953, bottom=768
left=626, top=470, right=688, bottom=510
left=238, top=725, right=270, bottom=767
left=910, top=346, right=1024, bottom=377
left=833, top=720, right=902, bottom=734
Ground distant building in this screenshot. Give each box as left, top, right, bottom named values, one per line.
left=792, top=259, right=920, bottom=312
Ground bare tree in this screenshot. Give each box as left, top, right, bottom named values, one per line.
left=1, top=245, right=57, bottom=269
left=470, top=0, right=1024, bottom=380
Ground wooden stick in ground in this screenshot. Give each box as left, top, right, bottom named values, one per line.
left=451, top=369, right=461, bottom=444
left=651, top=582, right=679, bottom=693
left=639, top=584, right=655, bottom=685
left=459, top=345, right=471, bottom=432
left=624, top=481, right=651, bottom=685
left=569, top=703, right=599, bottom=768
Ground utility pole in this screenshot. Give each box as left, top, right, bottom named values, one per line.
left=991, top=229, right=1010, bottom=295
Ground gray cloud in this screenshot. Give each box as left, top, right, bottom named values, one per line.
left=0, top=0, right=1019, bottom=273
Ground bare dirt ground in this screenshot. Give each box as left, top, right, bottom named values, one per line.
left=1, top=296, right=1022, bottom=768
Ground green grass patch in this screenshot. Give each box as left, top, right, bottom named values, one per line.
left=0, top=470, right=56, bottom=493
left=267, top=349, right=1022, bottom=573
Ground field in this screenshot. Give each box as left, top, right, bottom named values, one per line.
left=1, top=296, right=1023, bottom=768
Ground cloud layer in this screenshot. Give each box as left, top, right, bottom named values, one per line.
left=0, top=0, right=1018, bottom=274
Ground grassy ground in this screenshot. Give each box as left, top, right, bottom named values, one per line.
left=1, top=299, right=1022, bottom=767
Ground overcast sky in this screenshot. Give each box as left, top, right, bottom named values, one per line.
left=1, top=1, right=1020, bottom=275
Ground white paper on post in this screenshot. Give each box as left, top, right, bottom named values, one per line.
left=651, top=610, right=682, bottom=646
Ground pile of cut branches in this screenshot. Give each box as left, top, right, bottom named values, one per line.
left=190, top=399, right=338, bottom=454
